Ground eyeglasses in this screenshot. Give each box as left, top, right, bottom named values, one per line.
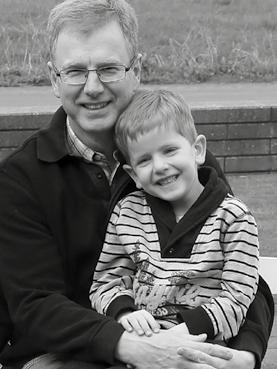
left=53, top=55, right=138, bottom=85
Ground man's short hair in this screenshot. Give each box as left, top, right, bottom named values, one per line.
left=47, top=0, right=138, bottom=61
left=115, top=89, right=198, bottom=162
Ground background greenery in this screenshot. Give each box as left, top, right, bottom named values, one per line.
left=1, top=0, right=277, bottom=86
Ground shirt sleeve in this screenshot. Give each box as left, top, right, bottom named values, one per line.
left=90, top=202, right=137, bottom=318
left=178, top=202, right=259, bottom=341
left=203, top=209, right=259, bottom=339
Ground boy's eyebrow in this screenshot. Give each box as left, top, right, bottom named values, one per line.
left=132, top=152, right=150, bottom=164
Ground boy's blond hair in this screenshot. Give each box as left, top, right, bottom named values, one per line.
left=115, top=89, right=198, bottom=162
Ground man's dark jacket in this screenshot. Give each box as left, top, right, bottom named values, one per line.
left=0, top=107, right=274, bottom=368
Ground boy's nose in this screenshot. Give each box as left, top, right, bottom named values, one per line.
left=152, top=155, right=168, bottom=172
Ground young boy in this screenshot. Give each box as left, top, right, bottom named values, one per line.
left=90, top=89, right=259, bottom=342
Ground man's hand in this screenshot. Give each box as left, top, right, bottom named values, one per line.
left=115, top=323, right=255, bottom=369
left=115, top=323, right=217, bottom=369
left=118, top=309, right=160, bottom=336
left=178, top=346, right=255, bottom=369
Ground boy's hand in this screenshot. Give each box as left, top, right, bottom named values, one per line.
left=118, top=309, right=160, bottom=336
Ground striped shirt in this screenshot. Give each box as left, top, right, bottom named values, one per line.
left=90, top=190, right=259, bottom=341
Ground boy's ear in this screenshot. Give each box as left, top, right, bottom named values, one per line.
left=47, top=61, right=61, bottom=99
left=123, top=164, right=142, bottom=189
left=194, top=134, right=207, bottom=165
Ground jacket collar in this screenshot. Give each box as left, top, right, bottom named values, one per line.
left=146, top=166, right=229, bottom=238
left=37, top=106, right=69, bottom=162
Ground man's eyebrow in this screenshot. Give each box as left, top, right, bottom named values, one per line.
left=60, top=62, right=86, bottom=70
left=60, top=59, right=125, bottom=70
left=97, top=60, right=125, bottom=67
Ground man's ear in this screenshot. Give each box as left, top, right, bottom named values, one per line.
left=47, top=61, right=61, bottom=99
left=194, top=134, right=207, bottom=165
left=123, top=164, right=142, bottom=189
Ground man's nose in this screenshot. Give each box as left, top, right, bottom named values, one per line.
left=83, top=70, right=105, bottom=95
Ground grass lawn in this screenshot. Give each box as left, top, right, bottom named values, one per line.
left=228, top=173, right=277, bottom=257
left=1, top=0, right=277, bottom=85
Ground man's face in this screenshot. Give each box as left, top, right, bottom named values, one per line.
left=48, top=21, right=140, bottom=143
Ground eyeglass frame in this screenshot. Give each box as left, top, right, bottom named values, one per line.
left=52, top=54, right=140, bottom=85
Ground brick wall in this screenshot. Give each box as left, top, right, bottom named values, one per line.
left=194, top=106, right=277, bottom=173
left=0, top=106, right=277, bottom=173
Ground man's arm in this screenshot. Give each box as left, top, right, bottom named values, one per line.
left=0, top=168, right=124, bottom=364
left=0, top=289, right=12, bottom=353
left=228, top=275, right=274, bottom=368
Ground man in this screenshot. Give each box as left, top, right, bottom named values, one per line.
left=0, top=1, right=273, bottom=369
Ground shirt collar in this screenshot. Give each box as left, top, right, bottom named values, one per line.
left=66, top=118, right=120, bottom=184
left=66, top=118, right=100, bottom=162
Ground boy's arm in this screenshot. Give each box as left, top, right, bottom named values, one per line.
left=177, top=206, right=259, bottom=340
left=89, top=203, right=137, bottom=318
left=202, top=149, right=274, bottom=366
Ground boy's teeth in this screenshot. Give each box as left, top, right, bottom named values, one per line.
left=159, top=175, right=177, bottom=185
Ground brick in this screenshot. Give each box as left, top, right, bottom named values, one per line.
left=227, top=140, right=270, bottom=156
left=196, top=124, right=227, bottom=140
left=209, top=139, right=270, bottom=157
left=228, top=122, right=273, bottom=139
left=208, top=141, right=225, bottom=156
left=0, top=130, right=36, bottom=147
left=0, top=113, right=50, bottom=130
left=192, top=106, right=271, bottom=124
left=272, top=121, right=277, bottom=137
left=272, top=156, right=277, bottom=171
left=271, top=106, right=277, bottom=122
left=271, top=139, right=277, bottom=154
left=225, top=156, right=276, bottom=173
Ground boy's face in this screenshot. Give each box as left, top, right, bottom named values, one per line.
left=124, top=125, right=206, bottom=210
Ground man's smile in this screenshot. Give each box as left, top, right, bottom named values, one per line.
left=82, top=101, right=110, bottom=110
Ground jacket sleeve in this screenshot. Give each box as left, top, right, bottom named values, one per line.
left=90, top=203, right=137, bottom=319
left=0, top=289, right=12, bottom=353
left=0, top=169, right=124, bottom=364
left=228, top=275, right=274, bottom=369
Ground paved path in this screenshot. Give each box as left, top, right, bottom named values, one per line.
left=0, top=82, right=277, bottom=114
